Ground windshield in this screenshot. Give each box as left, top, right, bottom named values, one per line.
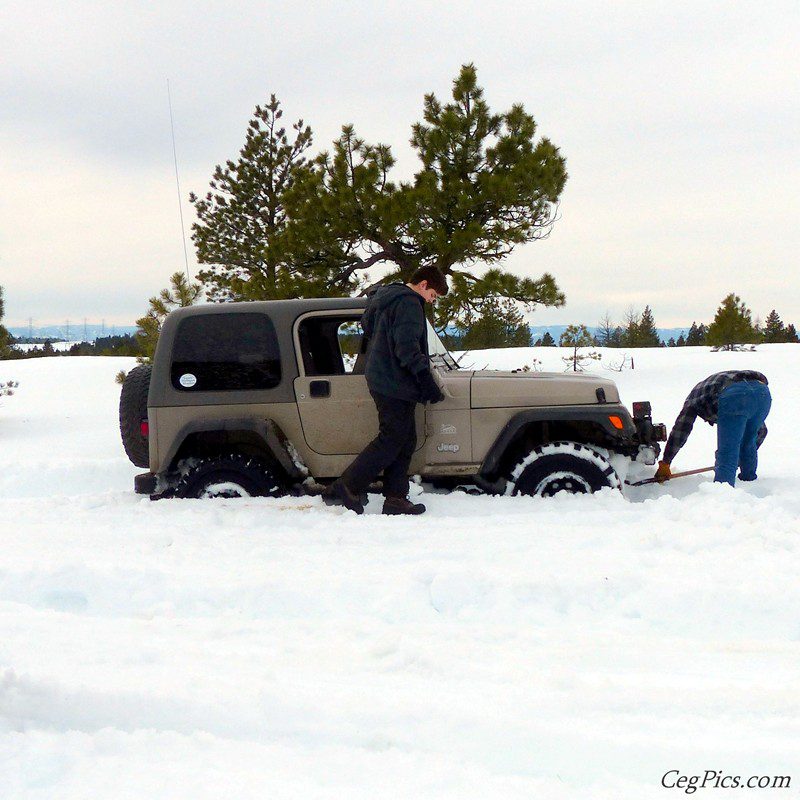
left=426, top=321, right=459, bottom=370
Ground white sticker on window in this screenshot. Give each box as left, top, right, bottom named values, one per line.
left=179, top=373, right=197, bottom=388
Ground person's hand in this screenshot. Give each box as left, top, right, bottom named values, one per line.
left=417, top=370, right=445, bottom=404
left=655, top=461, right=672, bottom=482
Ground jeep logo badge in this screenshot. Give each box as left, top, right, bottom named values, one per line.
left=437, top=442, right=460, bottom=453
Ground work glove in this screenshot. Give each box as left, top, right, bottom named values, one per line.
left=654, top=461, right=672, bottom=482
left=417, top=370, right=445, bottom=404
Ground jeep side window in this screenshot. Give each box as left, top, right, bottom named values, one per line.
left=298, top=316, right=364, bottom=376
left=171, top=313, right=281, bottom=391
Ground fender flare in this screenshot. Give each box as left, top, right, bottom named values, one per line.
left=479, top=405, right=636, bottom=480
left=163, top=417, right=308, bottom=481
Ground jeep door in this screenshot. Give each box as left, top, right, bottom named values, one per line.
left=293, top=311, right=425, bottom=455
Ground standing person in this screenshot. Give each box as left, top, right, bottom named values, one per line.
left=655, top=370, right=771, bottom=486
left=325, top=266, right=449, bottom=515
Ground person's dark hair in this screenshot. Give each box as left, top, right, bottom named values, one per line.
left=409, top=266, right=449, bottom=296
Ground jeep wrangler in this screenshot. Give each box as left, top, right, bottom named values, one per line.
left=119, top=298, right=666, bottom=500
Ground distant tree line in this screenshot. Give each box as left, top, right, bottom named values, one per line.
left=481, top=294, right=800, bottom=353
left=2, top=334, right=144, bottom=360
left=591, top=294, right=798, bottom=351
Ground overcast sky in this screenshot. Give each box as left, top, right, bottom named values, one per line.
left=1, top=1, right=798, bottom=328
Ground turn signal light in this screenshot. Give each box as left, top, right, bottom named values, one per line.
left=608, top=415, right=624, bottom=430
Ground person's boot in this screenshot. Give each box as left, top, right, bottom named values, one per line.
left=323, top=479, right=364, bottom=514
left=382, top=496, right=426, bottom=515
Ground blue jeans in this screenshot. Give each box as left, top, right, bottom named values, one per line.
left=715, top=381, right=771, bottom=486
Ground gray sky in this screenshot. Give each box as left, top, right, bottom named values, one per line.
left=1, top=0, right=798, bottom=328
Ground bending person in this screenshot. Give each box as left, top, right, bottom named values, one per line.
left=656, top=370, right=771, bottom=486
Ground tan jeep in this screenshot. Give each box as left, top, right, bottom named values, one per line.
left=119, top=298, right=665, bottom=499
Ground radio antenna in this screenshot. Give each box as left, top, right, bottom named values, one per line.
left=167, top=78, right=192, bottom=282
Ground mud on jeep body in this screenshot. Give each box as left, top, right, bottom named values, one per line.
left=119, top=298, right=666, bottom=500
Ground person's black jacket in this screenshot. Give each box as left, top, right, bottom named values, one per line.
left=361, top=283, right=430, bottom=401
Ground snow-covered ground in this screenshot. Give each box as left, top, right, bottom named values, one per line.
left=1, top=347, right=799, bottom=799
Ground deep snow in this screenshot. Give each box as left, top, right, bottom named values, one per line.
left=1, top=347, right=799, bottom=798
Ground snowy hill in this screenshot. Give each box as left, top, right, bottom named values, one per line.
left=1, top=347, right=799, bottom=798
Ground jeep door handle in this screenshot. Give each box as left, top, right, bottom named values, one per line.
left=309, top=380, right=331, bottom=398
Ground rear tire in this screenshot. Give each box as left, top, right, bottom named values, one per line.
left=509, top=442, right=621, bottom=497
left=173, top=454, right=285, bottom=499
left=119, top=364, right=152, bottom=468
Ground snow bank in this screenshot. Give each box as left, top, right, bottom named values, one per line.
left=1, top=349, right=799, bottom=798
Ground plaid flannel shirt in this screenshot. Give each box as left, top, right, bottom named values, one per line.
left=663, top=370, right=769, bottom=464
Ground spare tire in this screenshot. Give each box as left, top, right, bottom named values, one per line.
left=119, top=364, right=152, bottom=468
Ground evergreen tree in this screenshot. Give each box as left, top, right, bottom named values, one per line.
left=676, top=333, right=686, bottom=346
left=136, top=272, right=203, bottom=363
left=786, top=323, right=800, bottom=343
left=539, top=331, right=556, bottom=347
left=685, top=322, right=707, bottom=346
left=559, top=324, right=600, bottom=372
left=637, top=305, right=661, bottom=347
left=596, top=312, right=616, bottom=347
left=0, top=286, right=11, bottom=358
left=667, top=337, right=676, bottom=347
left=763, top=309, right=786, bottom=343
left=240, top=65, right=568, bottom=328
left=621, top=308, right=640, bottom=347
left=459, top=298, right=532, bottom=349
left=190, top=96, right=346, bottom=302
left=706, top=293, right=756, bottom=349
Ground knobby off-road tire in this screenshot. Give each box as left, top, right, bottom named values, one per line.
left=119, top=364, right=152, bottom=468
left=173, top=454, right=285, bottom=499
left=509, top=442, right=621, bottom=497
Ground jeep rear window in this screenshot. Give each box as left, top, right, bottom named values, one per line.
left=170, top=313, right=281, bottom=392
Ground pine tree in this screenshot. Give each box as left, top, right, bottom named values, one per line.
left=216, top=65, right=568, bottom=328
left=763, top=309, right=786, bottom=343
left=539, top=331, right=556, bottom=347
left=667, top=337, right=676, bottom=347
left=685, top=322, right=707, bottom=346
left=676, top=333, right=686, bottom=346
left=637, top=305, right=661, bottom=347
left=136, top=272, right=203, bottom=363
left=559, top=324, right=600, bottom=371
left=0, top=286, right=11, bottom=358
left=596, top=313, right=616, bottom=346
left=190, top=96, right=346, bottom=302
left=621, top=308, right=640, bottom=347
left=460, top=298, right=532, bottom=349
left=706, top=293, right=756, bottom=349
left=786, top=323, right=800, bottom=343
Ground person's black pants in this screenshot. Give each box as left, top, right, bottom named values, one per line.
left=341, top=391, right=417, bottom=498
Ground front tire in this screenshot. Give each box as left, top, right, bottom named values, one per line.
left=173, top=454, right=285, bottom=499
left=509, top=442, right=621, bottom=497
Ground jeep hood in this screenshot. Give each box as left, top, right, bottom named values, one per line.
left=469, top=370, right=621, bottom=408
